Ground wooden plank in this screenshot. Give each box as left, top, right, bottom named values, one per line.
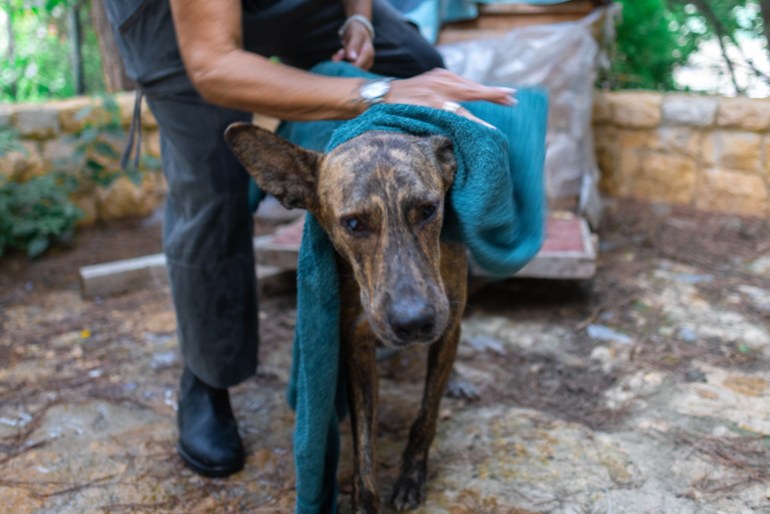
left=252, top=213, right=597, bottom=280
left=437, top=1, right=598, bottom=44
left=79, top=253, right=169, bottom=299
left=477, top=1, right=597, bottom=16
left=79, top=251, right=292, bottom=299
left=512, top=216, right=596, bottom=279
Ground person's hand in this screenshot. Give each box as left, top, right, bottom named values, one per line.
left=332, top=21, right=375, bottom=70
left=387, top=68, right=517, bottom=127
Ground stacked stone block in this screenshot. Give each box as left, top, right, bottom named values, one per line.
left=594, top=91, right=770, bottom=217
left=0, top=93, right=166, bottom=226
left=3, top=90, right=768, bottom=224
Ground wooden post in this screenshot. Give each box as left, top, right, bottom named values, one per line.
left=68, top=4, right=85, bottom=95
left=4, top=1, right=17, bottom=100
left=89, top=0, right=135, bottom=93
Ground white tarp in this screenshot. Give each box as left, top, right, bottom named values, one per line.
left=439, top=7, right=617, bottom=212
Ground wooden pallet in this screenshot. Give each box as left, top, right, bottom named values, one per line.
left=253, top=211, right=596, bottom=280
left=79, top=258, right=295, bottom=299
left=438, top=1, right=601, bottom=44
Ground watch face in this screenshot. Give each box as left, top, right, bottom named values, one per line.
left=362, top=80, right=391, bottom=103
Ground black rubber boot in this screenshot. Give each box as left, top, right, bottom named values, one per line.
left=176, top=366, right=245, bottom=478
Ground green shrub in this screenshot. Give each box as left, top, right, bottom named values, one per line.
left=0, top=96, right=159, bottom=259
left=0, top=171, right=83, bottom=258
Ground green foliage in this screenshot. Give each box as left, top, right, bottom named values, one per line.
left=0, top=96, right=159, bottom=259
left=0, top=124, right=83, bottom=258
left=609, top=0, right=697, bottom=89
left=0, top=126, right=26, bottom=155
left=59, top=95, right=148, bottom=187
left=607, top=0, right=764, bottom=91
left=1, top=1, right=105, bottom=102
left=0, top=170, right=83, bottom=258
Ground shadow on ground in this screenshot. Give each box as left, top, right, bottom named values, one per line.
left=2, top=200, right=770, bottom=513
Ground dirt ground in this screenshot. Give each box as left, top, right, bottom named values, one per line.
left=1, top=199, right=770, bottom=514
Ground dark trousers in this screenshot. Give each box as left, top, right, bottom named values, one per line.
left=144, top=0, right=443, bottom=388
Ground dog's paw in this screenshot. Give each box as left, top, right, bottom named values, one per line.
left=445, top=373, right=480, bottom=400
left=389, top=476, right=426, bottom=512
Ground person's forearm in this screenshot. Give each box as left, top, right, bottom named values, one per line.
left=193, top=51, right=367, bottom=120
left=169, top=0, right=515, bottom=125
left=171, top=0, right=367, bottom=120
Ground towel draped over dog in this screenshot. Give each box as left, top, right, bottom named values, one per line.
left=267, top=61, right=548, bottom=513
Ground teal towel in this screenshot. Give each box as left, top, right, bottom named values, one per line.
left=275, top=61, right=547, bottom=513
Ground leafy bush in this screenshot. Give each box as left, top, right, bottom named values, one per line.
left=0, top=96, right=159, bottom=259
left=0, top=172, right=83, bottom=258
left=607, top=0, right=763, bottom=91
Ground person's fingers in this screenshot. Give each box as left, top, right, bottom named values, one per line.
left=331, top=48, right=346, bottom=62
left=354, top=40, right=375, bottom=70
left=439, top=101, right=496, bottom=129
left=421, top=68, right=517, bottom=105
left=344, top=25, right=374, bottom=69
left=385, top=72, right=519, bottom=128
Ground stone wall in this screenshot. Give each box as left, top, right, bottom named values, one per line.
left=3, top=90, right=768, bottom=225
left=594, top=91, right=770, bottom=217
left=0, top=92, right=165, bottom=226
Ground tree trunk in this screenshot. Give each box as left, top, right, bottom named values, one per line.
left=89, top=0, right=135, bottom=92
left=5, top=1, right=17, bottom=100
left=68, top=5, right=85, bottom=95
left=691, top=0, right=744, bottom=94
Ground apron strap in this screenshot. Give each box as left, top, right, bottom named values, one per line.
left=120, top=88, right=145, bottom=170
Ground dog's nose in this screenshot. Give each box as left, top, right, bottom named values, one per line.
left=389, top=300, right=436, bottom=341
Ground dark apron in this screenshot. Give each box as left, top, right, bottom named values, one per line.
left=103, top=0, right=443, bottom=388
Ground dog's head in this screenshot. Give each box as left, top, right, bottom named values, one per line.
left=226, top=123, right=457, bottom=347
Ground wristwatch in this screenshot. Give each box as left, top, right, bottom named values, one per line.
left=359, top=78, right=393, bottom=107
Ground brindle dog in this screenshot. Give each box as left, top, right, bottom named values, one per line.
left=225, top=123, right=467, bottom=513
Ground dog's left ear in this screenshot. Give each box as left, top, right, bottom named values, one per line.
left=225, top=122, right=321, bottom=213
left=427, top=135, right=456, bottom=191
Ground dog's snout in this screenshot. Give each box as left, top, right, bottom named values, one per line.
left=388, top=300, right=436, bottom=342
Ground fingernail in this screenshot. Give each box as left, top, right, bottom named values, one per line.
left=499, top=87, right=517, bottom=93
left=350, top=51, right=358, bottom=60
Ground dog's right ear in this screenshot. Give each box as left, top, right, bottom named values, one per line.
left=225, top=122, right=321, bottom=213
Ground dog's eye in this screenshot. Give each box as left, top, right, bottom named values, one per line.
left=420, top=203, right=437, bottom=221
left=342, top=217, right=369, bottom=236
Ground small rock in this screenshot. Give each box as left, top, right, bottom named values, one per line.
left=587, top=324, right=633, bottom=344
left=151, top=351, right=178, bottom=370
left=684, top=368, right=707, bottom=383
left=465, top=334, right=506, bottom=355
left=590, top=346, right=617, bottom=374
left=678, top=327, right=698, bottom=343
left=712, top=425, right=730, bottom=437
left=747, top=256, right=770, bottom=277
left=670, top=273, right=714, bottom=285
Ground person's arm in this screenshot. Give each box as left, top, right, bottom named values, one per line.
left=169, top=0, right=515, bottom=122
left=170, top=0, right=366, bottom=120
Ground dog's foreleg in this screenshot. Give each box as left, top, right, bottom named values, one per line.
left=389, top=321, right=461, bottom=511
left=345, top=327, right=380, bottom=514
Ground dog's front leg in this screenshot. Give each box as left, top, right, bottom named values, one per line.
left=390, top=321, right=461, bottom=511
left=344, top=325, right=380, bottom=514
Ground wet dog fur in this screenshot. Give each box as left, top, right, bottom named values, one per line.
left=226, top=123, right=467, bottom=513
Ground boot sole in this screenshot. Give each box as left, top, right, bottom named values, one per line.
left=177, top=443, right=244, bottom=478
